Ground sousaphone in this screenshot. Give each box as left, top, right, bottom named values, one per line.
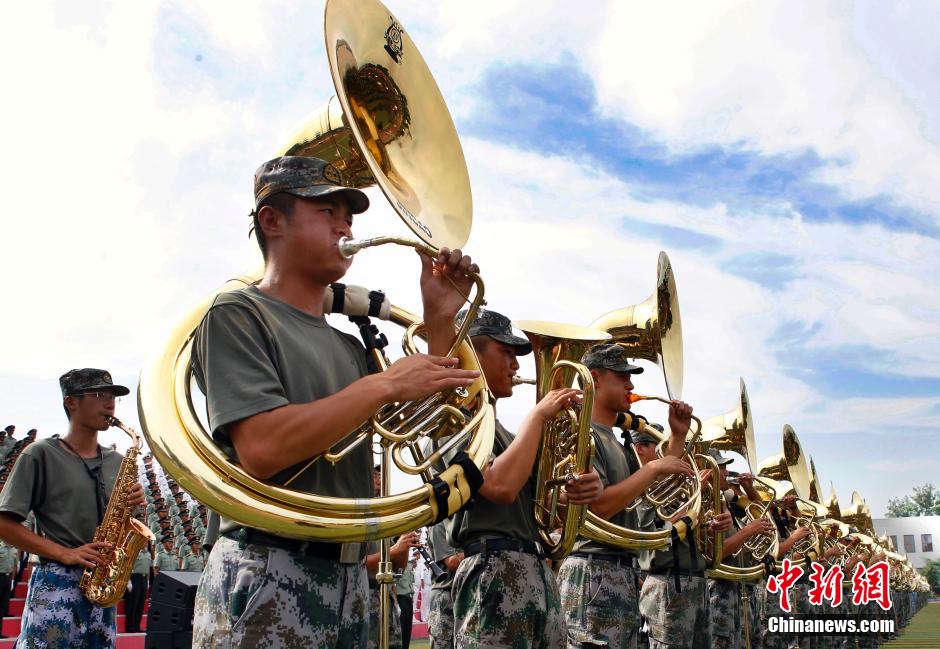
left=138, top=0, right=495, bottom=544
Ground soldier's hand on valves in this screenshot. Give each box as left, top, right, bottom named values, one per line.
left=390, top=531, right=422, bottom=564
left=382, top=354, right=480, bottom=401
left=533, top=388, right=582, bottom=423
left=651, top=455, right=696, bottom=479
left=562, top=470, right=603, bottom=505
left=790, top=525, right=812, bottom=542
left=59, top=541, right=112, bottom=569
left=667, top=400, right=693, bottom=436
left=745, top=517, right=775, bottom=537
left=709, top=511, right=733, bottom=533
left=419, top=248, right=479, bottom=323
left=126, top=482, right=145, bottom=508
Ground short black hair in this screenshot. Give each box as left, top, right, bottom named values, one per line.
left=253, top=192, right=297, bottom=260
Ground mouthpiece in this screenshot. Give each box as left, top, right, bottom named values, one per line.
left=512, top=376, right=536, bottom=386
left=629, top=394, right=649, bottom=403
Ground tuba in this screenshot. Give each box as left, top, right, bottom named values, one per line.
left=514, top=320, right=610, bottom=560
left=589, top=251, right=683, bottom=399
left=138, top=0, right=495, bottom=544
left=80, top=417, right=155, bottom=607
left=578, top=252, right=697, bottom=550
left=757, top=428, right=826, bottom=560
left=699, top=379, right=777, bottom=575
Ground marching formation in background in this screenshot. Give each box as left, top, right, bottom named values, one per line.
left=0, top=0, right=931, bottom=648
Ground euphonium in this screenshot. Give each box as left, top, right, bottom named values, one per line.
left=696, top=453, right=764, bottom=581
left=514, top=320, right=610, bottom=560
left=702, top=379, right=778, bottom=566
left=79, top=417, right=155, bottom=607
left=624, top=394, right=704, bottom=521
left=138, top=0, right=495, bottom=544
left=579, top=409, right=702, bottom=551
left=576, top=251, right=699, bottom=550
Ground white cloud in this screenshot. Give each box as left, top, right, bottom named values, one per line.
left=587, top=1, right=940, bottom=223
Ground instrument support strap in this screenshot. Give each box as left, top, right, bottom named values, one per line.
left=330, top=282, right=346, bottom=314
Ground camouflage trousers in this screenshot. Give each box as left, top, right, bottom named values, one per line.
left=453, top=549, right=565, bottom=648
left=16, top=562, right=116, bottom=649
left=638, top=573, right=709, bottom=649
left=367, top=583, right=402, bottom=649
left=762, top=581, right=814, bottom=649
left=192, top=536, right=369, bottom=648
left=708, top=579, right=742, bottom=649
left=748, top=583, right=765, bottom=649
left=558, top=555, right=639, bottom=649
left=428, top=582, right=455, bottom=649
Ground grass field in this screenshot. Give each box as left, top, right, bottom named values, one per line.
left=882, top=601, right=940, bottom=647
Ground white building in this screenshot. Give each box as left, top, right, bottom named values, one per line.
left=872, top=515, right=940, bottom=569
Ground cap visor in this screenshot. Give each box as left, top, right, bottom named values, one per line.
left=610, top=363, right=644, bottom=375
left=288, top=186, right=370, bottom=214
left=80, top=383, right=131, bottom=396
left=491, top=333, right=532, bottom=355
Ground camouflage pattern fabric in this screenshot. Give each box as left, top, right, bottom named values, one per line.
left=747, top=583, right=764, bottom=649
left=428, top=580, right=455, bottom=649
left=707, top=578, right=741, bottom=649
left=192, top=536, right=368, bottom=648
left=790, top=583, right=814, bottom=649
left=761, top=576, right=787, bottom=649
left=558, top=555, right=639, bottom=649
left=638, top=573, right=710, bottom=649
left=453, top=550, right=564, bottom=648
left=367, top=583, right=402, bottom=649
left=15, top=562, right=116, bottom=649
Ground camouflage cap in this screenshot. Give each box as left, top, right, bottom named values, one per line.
left=630, top=430, right=660, bottom=444
left=455, top=309, right=531, bottom=355
left=581, top=344, right=643, bottom=374
left=59, top=368, right=130, bottom=397
left=706, top=448, right=733, bottom=466
left=254, top=156, right=370, bottom=214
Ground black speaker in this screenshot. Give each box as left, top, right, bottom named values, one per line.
left=146, top=571, right=200, bottom=647
left=150, top=570, right=201, bottom=609
left=148, top=602, right=194, bottom=633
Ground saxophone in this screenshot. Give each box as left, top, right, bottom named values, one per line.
left=79, top=416, right=155, bottom=607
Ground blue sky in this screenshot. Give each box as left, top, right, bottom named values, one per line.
left=1, top=0, right=938, bottom=518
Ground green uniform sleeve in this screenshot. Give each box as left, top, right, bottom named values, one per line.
left=193, top=298, right=290, bottom=440
left=0, top=451, right=43, bottom=521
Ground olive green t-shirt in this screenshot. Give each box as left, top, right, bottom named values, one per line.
left=572, top=422, right=639, bottom=559
left=448, top=420, right=540, bottom=548
left=0, top=438, right=122, bottom=552
left=132, top=548, right=151, bottom=575
left=192, top=285, right=373, bottom=530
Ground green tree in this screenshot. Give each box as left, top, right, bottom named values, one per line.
left=885, top=483, right=940, bottom=517
left=922, top=559, right=940, bottom=596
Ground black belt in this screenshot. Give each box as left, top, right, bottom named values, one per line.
left=647, top=567, right=705, bottom=578
left=570, top=552, right=636, bottom=568
left=463, top=537, right=544, bottom=559
left=223, top=528, right=353, bottom=562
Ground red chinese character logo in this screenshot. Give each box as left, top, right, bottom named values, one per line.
left=767, top=558, right=805, bottom=613
left=807, top=562, right=844, bottom=607
left=851, top=561, right=892, bottom=611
